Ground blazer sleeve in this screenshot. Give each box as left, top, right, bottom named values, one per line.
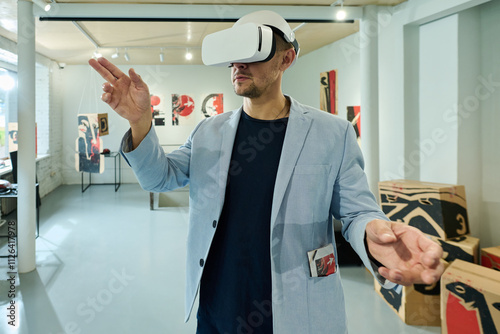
left=119, top=120, right=204, bottom=193
left=331, top=123, right=397, bottom=289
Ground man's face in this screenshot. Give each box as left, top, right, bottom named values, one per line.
left=230, top=51, right=284, bottom=99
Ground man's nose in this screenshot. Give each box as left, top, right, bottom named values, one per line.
left=231, top=62, right=248, bottom=69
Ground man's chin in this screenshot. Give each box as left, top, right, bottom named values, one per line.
left=234, top=87, right=260, bottom=99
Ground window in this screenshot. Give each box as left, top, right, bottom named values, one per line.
left=0, top=67, right=17, bottom=158
left=0, top=48, right=50, bottom=159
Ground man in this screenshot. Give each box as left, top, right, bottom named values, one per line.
left=89, top=10, right=443, bottom=334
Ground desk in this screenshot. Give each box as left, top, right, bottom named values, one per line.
left=81, top=152, right=121, bottom=192
left=0, top=184, right=40, bottom=258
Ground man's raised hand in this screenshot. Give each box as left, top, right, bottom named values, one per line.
left=88, top=57, right=152, bottom=148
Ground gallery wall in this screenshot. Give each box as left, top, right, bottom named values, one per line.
left=55, top=0, right=499, bottom=246
left=60, top=33, right=362, bottom=186
left=418, top=14, right=458, bottom=185
left=283, top=32, right=361, bottom=122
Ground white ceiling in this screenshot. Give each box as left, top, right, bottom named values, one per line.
left=0, top=0, right=407, bottom=65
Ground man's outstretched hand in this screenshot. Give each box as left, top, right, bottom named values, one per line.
left=366, top=219, right=444, bottom=286
left=88, top=57, right=152, bottom=148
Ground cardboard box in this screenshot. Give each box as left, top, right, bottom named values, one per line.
left=441, top=259, right=500, bottom=334
left=373, top=260, right=448, bottom=326
left=428, top=234, right=480, bottom=264
left=374, top=280, right=441, bottom=326
left=481, top=246, right=500, bottom=271
left=378, top=180, right=469, bottom=239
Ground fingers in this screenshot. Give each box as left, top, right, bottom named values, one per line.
left=129, top=68, right=148, bottom=90
left=101, top=82, right=114, bottom=103
left=366, top=219, right=397, bottom=244
left=420, top=265, right=444, bottom=285
left=379, top=258, right=445, bottom=286
left=378, top=267, right=410, bottom=286
left=418, top=235, right=443, bottom=268
left=89, top=58, right=115, bottom=83
left=379, top=266, right=439, bottom=286
left=97, top=57, right=126, bottom=81
left=88, top=57, right=125, bottom=84
left=102, top=82, right=113, bottom=92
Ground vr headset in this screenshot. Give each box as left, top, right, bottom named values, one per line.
left=202, top=10, right=300, bottom=67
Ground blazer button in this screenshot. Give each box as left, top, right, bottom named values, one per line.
left=212, top=220, right=217, bottom=228
left=200, top=259, right=204, bottom=267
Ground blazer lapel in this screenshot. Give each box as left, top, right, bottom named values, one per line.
left=271, top=98, right=312, bottom=226
left=217, top=107, right=242, bottom=209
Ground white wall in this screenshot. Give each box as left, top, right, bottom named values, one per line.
left=378, top=0, right=498, bottom=245
left=419, top=15, right=458, bottom=184
left=60, top=64, right=242, bottom=184
left=283, top=32, right=361, bottom=121
left=456, top=7, right=483, bottom=243
left=479, top=0, right=500, bottom=246
left=37, top=61, right=65, bottom=198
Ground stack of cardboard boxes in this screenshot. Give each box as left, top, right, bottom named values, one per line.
left=373, top=180, right=500, bottom=333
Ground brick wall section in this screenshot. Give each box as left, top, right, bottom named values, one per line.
left=36, top=64, right=49, bottom=155
left=35, top=62, right=63, bottom=198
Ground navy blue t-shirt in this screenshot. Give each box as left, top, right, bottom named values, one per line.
left=199, top=111, right=288, bottom=333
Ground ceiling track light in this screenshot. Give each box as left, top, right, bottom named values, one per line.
left=124, top=49, right=130, bottom=62
left=111, top=48, right=120, bottom=59
left=185, top=48, right=193, bottom=61
left=93, top=49, right=102, bottom=58
left=32, top=0, right=51, bottom=12
left=336, top=0, right=346, bottom=21
left=159, top=48, right=165, bottom=62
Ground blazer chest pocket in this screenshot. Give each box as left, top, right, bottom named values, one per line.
left=293, top=164, right=331, bottom=175
left=287, top=165, right=332, bottom=223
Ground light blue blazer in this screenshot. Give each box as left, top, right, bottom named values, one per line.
left=121, top=96, right=394, bottom=333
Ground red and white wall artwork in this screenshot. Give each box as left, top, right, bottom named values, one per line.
left=201, top=93, right=224, bottom=118
left=172, top=94, right=196, bottom=126
left=347, top=106, right=361, bottom=146
left=320, top=69, right=338, bottom=115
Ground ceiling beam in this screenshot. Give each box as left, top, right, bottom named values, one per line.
left=72, top=22, right=100, bottom=49
left=35, top=4, right=362, bottom=22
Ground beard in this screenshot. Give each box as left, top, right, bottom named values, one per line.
left=233, top=81, right=263, bottom=98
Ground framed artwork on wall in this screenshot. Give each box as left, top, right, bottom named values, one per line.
left=171, top=94, right=196, bottom=126
left=75, top=113, right=104, bottom=174
left=347, top=106, right=361, bottom=146
left=151, top=94, right=166, bottom=126
left=201, top=93, right=224, bottom=118
left=320, top=69, right=338, bottom=115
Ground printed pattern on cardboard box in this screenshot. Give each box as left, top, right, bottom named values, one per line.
left=378, top=180, right=469, bottom=239
left=428, top=234, right=479, bottom=264
left=441, top=259, right=500, bottom=334
left=481, top=246, right=500, bottom=271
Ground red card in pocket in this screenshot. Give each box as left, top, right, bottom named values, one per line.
left=308, top=243, right=336, bottom=277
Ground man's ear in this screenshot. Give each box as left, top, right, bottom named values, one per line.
left=280, top=48, right=296, bottom=71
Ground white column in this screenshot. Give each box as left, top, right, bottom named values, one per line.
left=360, top=5, right=380, bottom=195
left=17, top=0, right=37, bottom=273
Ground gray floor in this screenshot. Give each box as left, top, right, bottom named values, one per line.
left=0, top=184, right=441, bottom=334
